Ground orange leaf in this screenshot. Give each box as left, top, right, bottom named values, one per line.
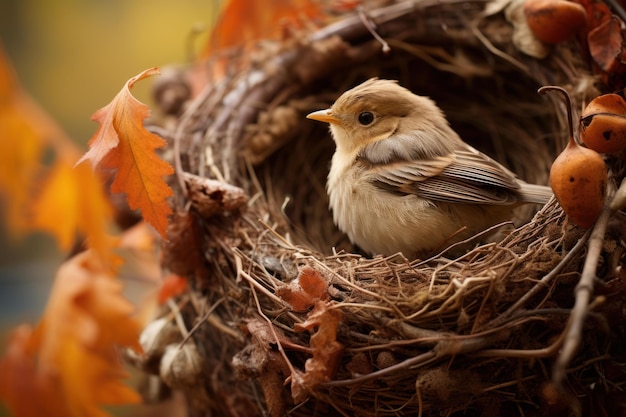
left=0, top=45, right=44, bottom=235
left=276, top=267, right=328, bottom=312
left=299, top=267, right=328, bottom=299
left=292, top=301, right=343, bottom=403
left=32, top=159, right=78, bottom=249
left=157, top=274, right=188, bottom=305
left=1, top=332, right=76, bottom=416
left=118, top=220, right=158, bottom=252
left=202, top=0, right=323, bottom=57
left=78, top=68, right=174, bottom=238
left=31, top=158, right=113, bottom=259
left=73, top=161, right=116, bottom=258
left=0, top=250, right=142, bottom=417
left=192, top=0, right=327, bottom=90
left=0, top=43, right=116, bottom=258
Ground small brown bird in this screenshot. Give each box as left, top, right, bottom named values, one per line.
left=307, top=79, right=552, bottom=258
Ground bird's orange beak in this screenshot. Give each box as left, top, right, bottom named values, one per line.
left=306, top=109, right=340, bottom=124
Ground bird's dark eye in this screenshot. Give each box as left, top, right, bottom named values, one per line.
left=358, top=111, right=374, bottom=125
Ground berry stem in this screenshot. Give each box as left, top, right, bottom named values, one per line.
left=538, top=85, right=574, bottom=145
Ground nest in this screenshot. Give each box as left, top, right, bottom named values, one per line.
left=143, top=1, right=626, bottom=416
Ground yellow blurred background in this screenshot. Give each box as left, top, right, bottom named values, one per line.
left=1, top=0, right=220, bottom=141
left=0, top=0, right=221, bottom=330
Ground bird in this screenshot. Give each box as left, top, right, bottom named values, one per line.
left=306, top=78, right=552, bottom=259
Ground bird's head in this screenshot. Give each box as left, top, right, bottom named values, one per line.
left=306, top=78, right=447, bottom=155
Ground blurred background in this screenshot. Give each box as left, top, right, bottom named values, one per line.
left=0, top=0, right=220, bottom=340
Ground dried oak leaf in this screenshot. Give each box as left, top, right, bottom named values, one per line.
left=0, top=105, right=42, bottom=234
left=291, top=301, right=343, bottom=403
left=78, top=68, right=174, bottom=238
left=234, top=319, right=293, bottom=417
left=588, top=15, right=626, bottom=88
left=276, top=267, right=328, bottom=312
left=0, top=250, right=142, bottom=417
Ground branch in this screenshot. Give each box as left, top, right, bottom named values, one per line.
left=552, top=179, right=620, bottom=385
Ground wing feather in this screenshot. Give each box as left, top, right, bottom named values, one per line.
left=364, top=145, right=525, bottom=205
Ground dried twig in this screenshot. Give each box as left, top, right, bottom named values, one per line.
left=357, top=6, right=391, bottom=53
left=553, top=194, right=615, bottom=385
left=496, top=228, right=591, bottom=324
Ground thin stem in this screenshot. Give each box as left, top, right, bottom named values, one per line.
left=538, top=85, right=574, bottom=142
left=357, top=6, right=391, bottom=53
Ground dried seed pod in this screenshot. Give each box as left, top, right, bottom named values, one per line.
left=540, top=86, right=607, bottom=228
left=140, top=318, right=183, bottom=362
left=524, top=0, right=587, bottom=44
left=160, top=343, right=205, bottom=388
left=580, top=93, right=626, bottom=154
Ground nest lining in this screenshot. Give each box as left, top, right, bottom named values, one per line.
left=147, top=1, right=626, bottom=416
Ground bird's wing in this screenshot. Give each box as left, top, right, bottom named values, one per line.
left=368, top=148, right=522, bottom=205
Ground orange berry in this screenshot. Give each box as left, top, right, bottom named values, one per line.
left=580, top=94, right=626, bottom=154
left=539, top=85, right=607, bottom=229
left=549, top=140, right=606, bottom=228
left=524, top=0, right=587, bottom=44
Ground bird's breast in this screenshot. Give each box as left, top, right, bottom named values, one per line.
left=327, top=155, right=453, bottom=256
left=326, top=153, right=514, bottom=257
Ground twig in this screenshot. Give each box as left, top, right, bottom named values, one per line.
left=494, top=228, right=591, bottom=325
left=185, top=22, right=209, bottom=63
left=476, top=329, right=565, bottom=359
left=415, top=221, right=511, bottom=270
left=323, top=326, right=509, bottom=388
left=470, top=16, right=528, bottom=73
left=552, top=201, right=613, bottom=385
left=234, top=252, right=300, bottom=381
left=179, top=297, right=225, bottom=347
left=172, top=83, right=214, bottom=194
left=167, top=298, right=190, bottom=339
left=310, top=0, right=477, bottom=42
left=322, top=351, right=438, bottom=387
left=357, top=6, right=391, bottom=53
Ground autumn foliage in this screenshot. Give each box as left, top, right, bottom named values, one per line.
left=0, top=43, right=171, bottom=416
left=0, top=251, right=143, bottom=417
left=200, top=0, right=329, bottom=63
left=78, top=67, right=174, bottom=239
left=0, top=48, right=113, bottom=258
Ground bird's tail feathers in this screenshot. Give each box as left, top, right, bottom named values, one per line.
left=518, top=183, right=553, bottom=204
